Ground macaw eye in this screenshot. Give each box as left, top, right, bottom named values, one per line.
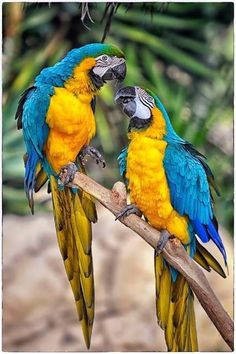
left=102, top=55, right=109, bottom=62
left=123, top=98, right=131, bottom=104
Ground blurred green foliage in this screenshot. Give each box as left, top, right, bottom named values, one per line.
left=3, top=3, right=233, bottom=234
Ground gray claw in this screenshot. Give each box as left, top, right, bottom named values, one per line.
left=79, top=145, right=106, bottom=168
left=115, top=204, right=142, bottom=221
left=156, top=230, right=173, bottom=255
left=58, top=162, right=78, bottom=186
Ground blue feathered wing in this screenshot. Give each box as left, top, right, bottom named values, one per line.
left=118, top=146, right=128, bottom=176
left=163, top=143, right=227, bottom=265
left=15, top=84, right=54, bottom=212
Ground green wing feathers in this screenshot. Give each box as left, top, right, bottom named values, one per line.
left=154, top=254, right=198, bottom=351
left=50, top=176, right=95, bottom=349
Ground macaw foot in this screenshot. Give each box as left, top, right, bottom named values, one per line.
left=115, top=204, right=142, bottom=221
left=79, top=145, right=106, bottom=168
left=156, top=230, right=174, bottom=255
left=58, top=162, right=78, bottom=187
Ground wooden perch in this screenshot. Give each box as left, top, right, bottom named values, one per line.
left=71, top=172, right=233, bottom=350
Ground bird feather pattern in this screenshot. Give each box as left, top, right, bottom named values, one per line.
left=17, top=43, right=126, bottom=348
left=50, top=176, right=94, bottom=347
left=117, top=87, right=227, bottom=351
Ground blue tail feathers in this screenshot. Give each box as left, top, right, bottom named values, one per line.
left=192, top=218, right=227, bottom=266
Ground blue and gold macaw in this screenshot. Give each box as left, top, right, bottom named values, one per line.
left=15, top=43, right=126, bottom=348
left=115, top=86, right=227, bottom=351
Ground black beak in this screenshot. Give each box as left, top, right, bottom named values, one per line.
left=115, top=86, right=136, bottom=102
left=115, top=86, right=137, bottom=118
left=102, top=61, right=126, bottom=81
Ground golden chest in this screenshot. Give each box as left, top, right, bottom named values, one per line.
left=45, top=87, right=96, bottom=172
left=126, top=136, right=189, bottom=243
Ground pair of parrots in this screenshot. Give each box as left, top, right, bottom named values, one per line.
left=16, top=43, right=227, bottom=351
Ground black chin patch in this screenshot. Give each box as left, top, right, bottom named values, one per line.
left=128, top=117, right=152, bottom=132
left=89, top=71, right=105, bottom=90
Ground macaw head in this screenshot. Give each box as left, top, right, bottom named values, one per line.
left=82, top=43, right=126, bottom=85
left=115, top=86, right=178, bottom=140
left=115, top=86, right=155, bottom=130
left=36, top=43, right=126, bottom=88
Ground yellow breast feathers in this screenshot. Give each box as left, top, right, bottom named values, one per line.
left=127, top=107, right=189, bottom=244
left=45, top=58, right=97, bottom=172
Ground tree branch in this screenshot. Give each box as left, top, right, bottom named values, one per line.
left=71, top=172, right=233, bottom=350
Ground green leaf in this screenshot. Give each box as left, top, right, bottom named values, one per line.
left=116, top=7, right=206, bottom=30
left=20, top=7, right=57, bottom=31
left=112, top=24, right=215, bottom=78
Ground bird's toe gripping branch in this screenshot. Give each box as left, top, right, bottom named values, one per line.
left=79, top=145, right=106, bottom=168
left=115, top=203, right=142, bottom=221
left=58, top=162, right=78, bottom=188
left=155, top=230, right=174, bottom=255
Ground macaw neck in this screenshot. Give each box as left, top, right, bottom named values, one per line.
left=128, top=107, right=166, bottom=141
left=154, top=96, right=184, bottom=144
left=127, top=103, right=185, bottom=144
left=64, top=72, right=95, bottom=96
left=36, top=57, right=100, bottom=98
left=64, top=57, right=98, bottom=96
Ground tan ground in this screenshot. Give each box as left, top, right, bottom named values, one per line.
left=3, top=206, right=233, bottom=351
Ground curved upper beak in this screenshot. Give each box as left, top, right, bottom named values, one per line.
left=115, top=86, right=136, bottom=103
left=102, top=59, right=126, bottom=81
left=115, top=86, right=137, bottom=118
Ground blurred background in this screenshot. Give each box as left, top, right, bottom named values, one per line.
left=3, top=2, right=233, bottom=352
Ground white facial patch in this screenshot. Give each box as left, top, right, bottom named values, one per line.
left=133, top=96, right=151, bottom=119
left=132, top=87, right=155, bottom=120
left=92, top=55, right=125, bottom=77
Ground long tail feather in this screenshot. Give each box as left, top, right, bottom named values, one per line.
left=155, top=253, right=198, bottom=352
left=34, top=167, right=48, bottom=192
left=192, top=218, right=227, bottom=268
left=193, top=247, right=211, bottom=272
left=195, top=240, right=226, bottom=278
left=50, top=176, right=95, bottom=349
left=77, top=159, right=97, bottom=223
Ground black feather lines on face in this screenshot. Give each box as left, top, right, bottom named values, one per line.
left=128, top=116, right=152, bottom=132
left=88, top=70, right=106, bottom=90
